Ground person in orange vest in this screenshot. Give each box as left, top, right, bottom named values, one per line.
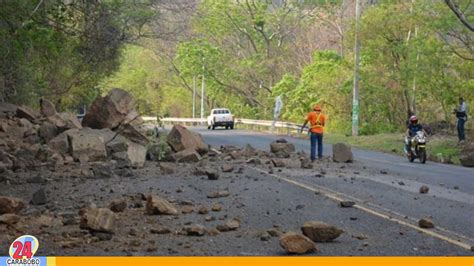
left=300, top=104, right=327, bottom=162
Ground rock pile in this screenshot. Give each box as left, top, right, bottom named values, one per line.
left=0, top=89, right=149, bottom=175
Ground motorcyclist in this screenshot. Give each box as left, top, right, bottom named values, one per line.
left=405, top=115, right=426, bottom=153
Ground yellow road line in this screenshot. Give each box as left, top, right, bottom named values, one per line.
left=252, top=167, right=473, bottom=251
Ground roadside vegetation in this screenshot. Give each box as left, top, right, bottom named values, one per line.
left=1, top=1, right=472, bottom=140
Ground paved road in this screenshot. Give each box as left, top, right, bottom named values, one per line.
left=189, top=127, right=474, bottom=254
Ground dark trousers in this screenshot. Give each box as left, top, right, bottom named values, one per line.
left=457, top=118, right=466, bottom=141
left=310, top=132, right=323, bottom=161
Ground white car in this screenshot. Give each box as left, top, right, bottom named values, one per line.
left=207, top=108, right=234, bottom=130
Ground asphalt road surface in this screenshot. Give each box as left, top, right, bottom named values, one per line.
left=190, top=126, right=474, bottom=255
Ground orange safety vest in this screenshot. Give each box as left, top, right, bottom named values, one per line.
left=307, top=111, right=325, bottom=134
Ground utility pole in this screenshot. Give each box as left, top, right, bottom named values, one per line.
left=200, top=57, right=206, bottom=123
left=352, top=0, right=361, bottom=136
left=192, top=76, right=196, bottom=119
left=201, top=74, right=205, bottom=121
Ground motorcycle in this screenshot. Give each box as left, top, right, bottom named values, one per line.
left=404, top=130, right=427, bottom=164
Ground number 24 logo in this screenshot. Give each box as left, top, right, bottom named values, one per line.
left=9, top=235, right=39, bottom=259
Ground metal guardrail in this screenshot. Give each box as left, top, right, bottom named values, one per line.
left=142, top=116, right=303, bottom=134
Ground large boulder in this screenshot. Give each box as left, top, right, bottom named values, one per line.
left=82, top=89, right=135, bottom=129
left=66, top=128, right=108, bottom=162
left=301, top=221, right=343, bottom=242
left=332, top=143, right=353, bottom=163
left=460, top=142, right=474, bottom=167
left=107, top=137, right=147, bottom=168
left=167, top=125, right=208, bottom=155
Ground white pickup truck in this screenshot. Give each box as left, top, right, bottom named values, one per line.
left=207, top=108, right=234, bottom=130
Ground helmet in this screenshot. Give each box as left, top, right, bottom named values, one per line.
left=409, top=115, right=418, bottom=124
left=313, top=105, right=321, bottom=111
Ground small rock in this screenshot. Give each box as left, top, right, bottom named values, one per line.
left=205, top=216, right=216, bottom=222
left=246, top=158, right=261, bottom=164
left=340, top=201, right=355, bottom=208
left=0, top=196, right=25, bottom=214
left=230, top=151, right=242, bottom=160
left=301, top=221, right=343, bottom=242
left=31, top=188, right=47, bottom=205
left=267, top=228, right=282, bottom=237
left=260, top=232, right=271, bottom=241
left=352, top=234, right=368, bottom=240
left=150, top=226, right=171, bottom=234
left=279, top=232, right=317, bottom=254
left=181, top=205, right=194, bottom=214
left=211, top=203, right=223, bottom=212
left=418, top=218, right=435, bottom=229
left=198, top=206, right=209, bottom=215
left=207, top=190, right=230, bottom=199
left=80, top=208, right=115, bottom=233
left=221, top=164, right=234, bottom=173
left=0, top=213, right=20, bottom=225
left=216, top=224, right=230, bottom=232
left=419, top=186, right=429, bottom=194
left=109, top=198, right=127, bottom=213
left=92, top=232, right=113, bottom=241
left=271, top=159, right=286, bottom=168
left=453, top=186, right=459, bottom=190
left=398, top=181, right=405, bottom=186
left=128, top=228, right=138, bottom=236
left=216, top=219, right=240, bottom=232
left=301, top=158, right=313, bottom=169
left=206, top=169, right=220, bottom=180
left=160, top=163, right=175, bottom=174
left=183, top=224, right=206, bottom=236
left=146, top=195, right=178, bottom=215
left=171, top=149, right=202, bottom=163
left=207, top=228, right=220, bottom=236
